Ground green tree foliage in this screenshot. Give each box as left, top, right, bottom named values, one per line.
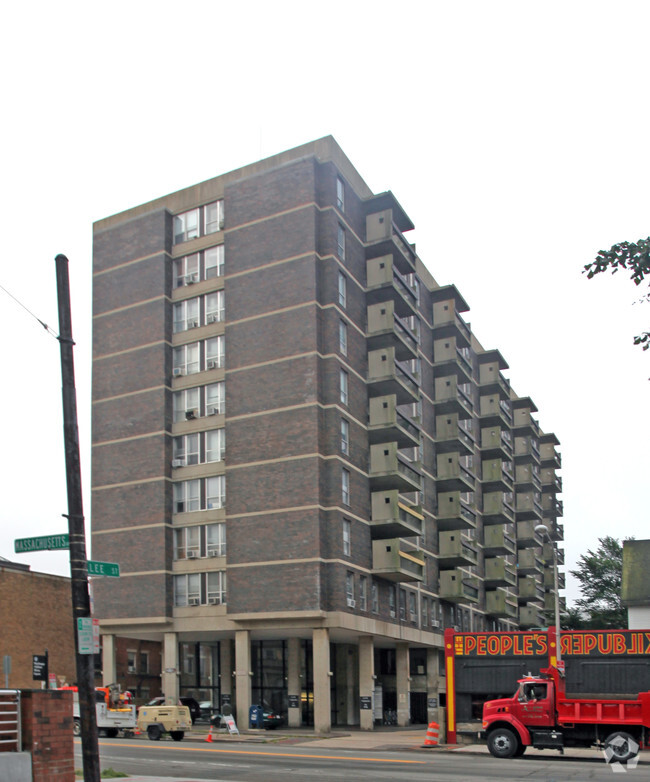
left=584, top=238, right=650, bottom=350
left=570, top=536, right=631, bottom=628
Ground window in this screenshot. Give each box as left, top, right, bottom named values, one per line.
left=173, top=387, right=200, bottom=422
left=422, top=597, right=428, bottom=627
left=342, top=519, right=351, bottom=556
left=173, top=433, right=200, bottom=466
left=359, top=576, right=367, bottom=611
left=339, top=320, right=348, bottom=355
left=127, top=650, right=137, bottom=673
left=336, top=177, right=345, bottom=211
left=173, top=298, right=200, bottom=332
left=371, top=582, right=379, bottom=614
left=205, top=336, right=225, bottom=370
left=173, top=246, right=224, bottom=287
left=206, top=475, right=226, bottom=509
left=337, top=224, right=346, bottom=260
left=389, top=585, right=396, bottom=618
left=341, top=469, right=350, bottom=506
left=399, top=589, right=406, bottom=621
left=346, top=572, right=355, bottom=606
left=204, top=200, right=225, bottom=234
left=174, top=200, right=224, bottom=244
left=206, top=428, right=226, bottom=462
left=207, top=571, right=227, bottom=604
left=206, top=522, right=226, bottom=556
left=409, top=592, right=417, bottom=623
left=173, top=526, right=200, bottom=559
left=338, top=272, right=347, bottom=308
left=174, top=209, right=199, bottom=244
left=173, top=342, right=200, bottom=376
left=174, top=573, right=201, bottom=606
left=140, top=651, right=149, bottom=674
left=205, top=290, right=224, bottom=324
left=205, top=245, right=224, bottom=279
left=339, top=369, right=348, bottom=406
left=205, top=381, right=225, bottom=416
left=174, top=479, right=200, bottom=513
left=340, top=418, right=349, bottom=455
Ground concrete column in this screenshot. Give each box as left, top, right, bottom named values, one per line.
left=287, top=637, right=301, bottom=728
left=101, top=634, right=116, bottom=686
left=358, top=636, right=375, bottom=731
left=396, top=642, right=410, bottom=727
left=161, top=632, right=179, bottom=701
left=312, top=628, right=331, bottom=734
left=220, top=639, right=233, bottom=713
left=426, top=648, right=445, bottom=741
left=235, top=630, right=252, bottom=728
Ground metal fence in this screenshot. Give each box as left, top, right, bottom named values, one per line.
left=0, top=690, right=21, bottom=752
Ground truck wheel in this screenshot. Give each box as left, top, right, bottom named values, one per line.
left=487, top=727, right=520, bottom=758
left=170, top=731, right=185, bottom=741
left=105, top=728, right=119, bottom=738
left=73, top=719, right=81, bottom=737
left=147, top=724, right=162, bottom=741
left=604, top=731, right=639, bottom=763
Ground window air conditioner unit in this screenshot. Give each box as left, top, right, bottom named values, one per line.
left=173, top=367, right=185, bottom=377
left=218, top=218, right=225, bottom=230
left=186, top=551, right=198, bottom=559
left=452, top=625, right=461, bottom=631
left=171, top=459, right=185, bottom=468
left=207, top=407, right=219, bottom=415
left=185, top=410, right=197, bottom=420
left=206, top=360, right=217, bottom=370
left=208, top=597, right=220, bottom=605
left=185, top=273, right=199, bottom=285
left=187, top=320, right=198, bottom=329
left=347, top=598, right=356, bottom=608
left=188, top=597, right=200, bottom=606
left=430, top=619, right=440, bottom=628
left=209, top=550, right=220, bottom=557
left=206, top=314, right=217, bottom=324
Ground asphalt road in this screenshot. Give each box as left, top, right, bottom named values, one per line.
left=76, top=737, right=647, bottom=781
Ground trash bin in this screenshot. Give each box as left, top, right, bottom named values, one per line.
left=249, top=704, right=264, bottom=728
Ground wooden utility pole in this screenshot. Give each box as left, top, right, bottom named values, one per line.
left=55, top=253, right=100, bottom=782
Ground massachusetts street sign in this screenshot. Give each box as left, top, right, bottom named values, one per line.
left=87, top=560, right=120, bottom=578
left=15, top=534, right=69, bottom=553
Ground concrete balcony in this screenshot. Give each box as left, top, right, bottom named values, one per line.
left=543, top=568, right=566, bottom=590
left=438, top=531, right=478, bottom=567
left=482, top=458, right=514, bottom=492
left=517, top=548, right=543, bottom=575
left=542, top=474, right=563, bottom=494
left=478, top=357, right=511, bottom=400
left=542, top=497, right=564, bottom=522
left=436, top=415, right=475, bottom=456
left=372, top=539, right=425, bottom=583
left=540, top=434, right=562, bottom=469
left=486, top=588, right=519, bottom=618
left=366, top=215, right=418, bottom=275
left=515, top=464, right=542, bottom=492
left=368, top=347, right=420, bottom=404
left=433, top=376, right=474, bottom=419
left=512, top=399, right=540, bottom=438
left=543, top=593, right=567, bottom=613
left=368, top=395, right=421, bottom=448
left=431, top=286, right=472, bottom=348
left=517, top=575, right=545, bottom=604
left=369, top=442, right=422, bottom=493
left=370, top=490, right=424, bottom=539
left=484, top=558, right=517, bottom=588
left=515, top=493, right=543, bottom=522
left=367, top=301, right=419, bottom=361
left=516, top=519, right=544, bottom=547
left=482, top=491, right=515, bottom=525
left=366, top=255, right=419, bottom=318
left=519, top=605, right=545, bottom=627
left=433, top=338, right=474, bottom=384
left=439, top=569, right=480, bottom=604
left=542, top=541, right=565, bottom=566
left=480, top=426, right=513, bottom=459
left=437, top=491, right=478, bottom=531
left=514, top=435, right=541, bottom=464
left=483, top=524, right=517, bottom=556
left=435, top=453, right=476, bottom=492
left=479, top=394, right=513, bottom=428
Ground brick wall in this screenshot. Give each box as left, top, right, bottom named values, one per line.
left=21, top=689, right=74, bottom=782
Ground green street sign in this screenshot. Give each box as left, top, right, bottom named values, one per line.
left=14, top=534, right=70, bottom=553
left=87, top=560, right=120, bottom=578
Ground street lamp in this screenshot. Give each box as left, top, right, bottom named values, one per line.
left=535, top=523, right=561, bottom=665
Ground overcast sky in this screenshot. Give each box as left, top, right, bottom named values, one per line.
left=1, top=1, right=648, bottom=604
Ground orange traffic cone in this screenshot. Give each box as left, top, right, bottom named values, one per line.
left=205, top=726, right=214, bottom=743
left=422, top=721, right=439, bottom=747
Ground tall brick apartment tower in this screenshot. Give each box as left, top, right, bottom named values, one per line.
left=92, top=137, right=564, bottom=732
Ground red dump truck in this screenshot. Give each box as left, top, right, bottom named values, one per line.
left=482, top=663, right=650, bottom=761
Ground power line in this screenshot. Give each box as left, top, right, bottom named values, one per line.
left=0, top=282, right=59, bottom=339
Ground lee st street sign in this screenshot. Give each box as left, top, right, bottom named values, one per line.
left=14, top=534, right=69, bottom=553
left=87, top=560, right=120, bottom=578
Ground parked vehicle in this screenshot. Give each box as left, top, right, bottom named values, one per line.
left=63, top=684, right=136, bottom=738
left=482, top=663, right=650, bottom=761
left=145, top=695, right=201, bottom=724
left=137, top=704, right=192, bottom=741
